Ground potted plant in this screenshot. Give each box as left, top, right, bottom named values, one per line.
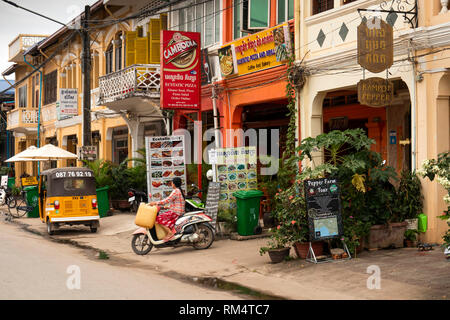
left=396, top=170, right=423, bottom=230
left=216, top=209, right=236, bottom=236
left=404, top=229, right=419, bottom=247
left=259, top=227, right=290, bottom=263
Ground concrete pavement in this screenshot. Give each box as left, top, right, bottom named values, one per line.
left=2, top=210, right=449, bottom=300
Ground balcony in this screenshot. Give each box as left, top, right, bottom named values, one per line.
left=9, top=34, right=47, bottom=63
left=98, top=64, right=161, bottom=114
left=7, top=108, right=39, bottom=134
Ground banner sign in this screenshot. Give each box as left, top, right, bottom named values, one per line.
left=219, top=22, right=291, bottom=78
left=161, top=31, right=201, bottom=110
left=304, top=178, right=344, bottom=242
left=357, top=77, right=394, bottom=107
left=210, top=147, right=257, bottom=213
left=204, top=182, right=221, bottom=228
left=21, top=176, right=38, bottom=186
left=146, top=136, right=187, bottom=202
left=357, top=17, right=393, bottom=73
left=1, top=175, right=8, bottom=187
left=59, top=89, right=78, bottom=115
left=200, top=48, right=212, bottom=85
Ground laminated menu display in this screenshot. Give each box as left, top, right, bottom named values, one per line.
left=210, top=147, right=258, bottom=213
left=145, top=136, right=187, bottom=202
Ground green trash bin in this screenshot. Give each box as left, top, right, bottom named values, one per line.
left=233, top=190, right=264, bottom=236
left=23, top=185, right=39, bottom=218
left=7, top=177, right=15, bottom=189
left=418, top=213, right=428, bottom=233
left=96, top=186, right=110, bottom=218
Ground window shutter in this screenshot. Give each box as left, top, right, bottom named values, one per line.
left=248, top=0, right=269, bottom=29
left=134, top=37, right=149, bottom=64
left=125, top=31, right=137, bottom=66
left=148, top=18, right=161, bottom=64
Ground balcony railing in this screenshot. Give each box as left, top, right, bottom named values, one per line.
left=9, top=35, right=47, bottom=62
left=98, top=64, right=161, bottom=105
left=7, top=108, right=38, bottom=132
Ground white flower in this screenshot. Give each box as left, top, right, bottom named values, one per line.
left=444, top=194, right=450, bottom=204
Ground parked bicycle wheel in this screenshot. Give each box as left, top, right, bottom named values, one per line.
left=6, top=195, right=17, bottom=209
left=11, top=198, right=30, bottom=218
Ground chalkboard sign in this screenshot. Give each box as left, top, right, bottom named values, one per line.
left=204, top=182, right=221, bottom=229
left=304, top=178, right=343, bottom=242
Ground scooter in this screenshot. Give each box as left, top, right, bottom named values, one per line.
left=128, top=188, right=148, bottom=213
left=131, top=205, right=215, bottom=255
left=0, top=186, right=16, bottom=208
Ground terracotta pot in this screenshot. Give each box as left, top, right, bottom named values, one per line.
left=294, top=241, right=324, bottom=259
left=366, top=221, right=408, bottom=250
left=405, top=240, right=416, bottom=248
left=267, top=247, right=290, bottom=263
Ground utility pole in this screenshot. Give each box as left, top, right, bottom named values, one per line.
left=81, top=5, right=92, bottom=147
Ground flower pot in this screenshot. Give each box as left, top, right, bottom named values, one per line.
left=294, top=241, right=324, bottom=259
left=267, top=247, right=290, bottom=263
left=263, top=211, right=275, bottom=228
left=405, top=240, right=416, bottom=248
left=366, top=222, right=408, bottom=250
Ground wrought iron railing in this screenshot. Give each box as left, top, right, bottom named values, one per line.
left=98, top=64, right=161, bottom=105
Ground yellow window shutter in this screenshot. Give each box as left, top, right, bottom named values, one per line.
left=135, top=37, right=149, bottom=64
left=148, top=18, right=161, bottom=64
left=160, top=13, right=168, bottom=31
left=125, top=31, right=137, bottom=66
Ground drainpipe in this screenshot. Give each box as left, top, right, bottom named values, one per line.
left=24, top=55, right=42, bottom=176
left=409, top=43, right=417, bottom=172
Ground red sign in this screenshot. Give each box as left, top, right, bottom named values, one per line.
left=161, top=31, right=201, bottom=110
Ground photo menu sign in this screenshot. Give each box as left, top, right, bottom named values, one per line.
left=210, top=147, right=258, bottom=213
left=304, top=178, right=344, bottom=242
left=146, top=136, right=187, bottom=202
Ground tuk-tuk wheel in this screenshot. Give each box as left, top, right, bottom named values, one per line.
left=47, top=220, right=55, bottom=235
left=90, top=226, right=98, bottom=233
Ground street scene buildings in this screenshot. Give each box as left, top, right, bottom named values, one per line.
left=0, top=0, right=449, bottom=301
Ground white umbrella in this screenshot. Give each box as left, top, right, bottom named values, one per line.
left=4, top=146, right=40, bottom=162
left=23, top=144, right=78, bottom=161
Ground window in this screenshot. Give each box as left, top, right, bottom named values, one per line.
left=105, top=44, right=113, bottom=74
left=233, top=0, right=242, bottom=39
left=343, top=0, right=358, bottom=4
left=115, top=38, right=122, bottom=72
left=313, top=0, right=334, bottom=15
left=18, top=85, right=27, bottom=108
left=43, top=70, right=57, bottom=105
left=248, top=0, right=270, bottom=29
left=178, top=0, right=221, bottom=47
left=32, top=74, right=39, bottom=108
left=277, top=0, right=294, bottom=24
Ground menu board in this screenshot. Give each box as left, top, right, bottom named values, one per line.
left=211, top=147, right=257, bottom=213
left=304, top=178, right=344, bottom=242
left=146, top=136, right=187, bottom=202
left=204, top=182, right=221, bottom=228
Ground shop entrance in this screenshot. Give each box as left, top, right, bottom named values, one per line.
left=322, top=81, right=411, bottom=173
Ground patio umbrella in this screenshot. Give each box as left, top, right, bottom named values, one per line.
left=23, top=144, right=78, bottom=161
left=4, top=146, right=40, bottom=162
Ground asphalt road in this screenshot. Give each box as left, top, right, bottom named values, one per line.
left=0, top=221, right=241, bottom=300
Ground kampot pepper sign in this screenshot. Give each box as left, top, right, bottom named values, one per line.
left=161, top=31, right=201, bottom=110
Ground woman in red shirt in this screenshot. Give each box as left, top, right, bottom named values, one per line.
left=149, top=177, right=185, bottom=242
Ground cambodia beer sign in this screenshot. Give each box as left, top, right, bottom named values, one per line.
left=357, top=17, right=393, bottom=74
left=358, top=77, right=394, bottom=107
left=161, top=31, right=201, bottom=109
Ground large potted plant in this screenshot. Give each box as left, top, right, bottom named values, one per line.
left=396, top=170, right=423, bottom=230
left=259, top=226, right=291, bottom=263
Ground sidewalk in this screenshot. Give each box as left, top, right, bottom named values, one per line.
left=3, top=211, right=449, bottom=300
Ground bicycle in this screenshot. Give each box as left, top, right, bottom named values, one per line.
left=8, top=190, right=34, bottom=218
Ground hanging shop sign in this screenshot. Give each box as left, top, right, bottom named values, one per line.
left=160, top=30, right=201, bottom=110
left=21, top=176, right=38, bottom=186
left=209, top=147, right=257, bottom=213
left=145, top=136, right=187, bottom=202
left=304, top=178, right=344, bottom=242
left=1, top=175, right=8, bottom=187
left=58, top=89, right=78, bottom=116
left=200, top=48, right=212, bottom=85
left=357, top=17, right=393, bottom=74
left=357, top=77, right=394, bottom=107
left=77, top=146, right=97, bottom=161
left=219, top=22, right=291, bottom=78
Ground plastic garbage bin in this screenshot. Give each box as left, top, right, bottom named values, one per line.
left=417, top=213, right=428, bottom=233
left=96, top=186, right=110, bottom=218
left=23, top=185, right=39, bottom=218
left=233, top=190, right=264, bottom=236
left=7, top=177, right=15, bottom=189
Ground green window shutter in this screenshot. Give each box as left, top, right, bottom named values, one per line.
left=277, top=0, right=286, bottom=24
left=233, top=0, right=241, bottom=39
left=288, top=0, right=294, bottom=20
left=249, top=0, right=269, bottom=29
left=125, top=31, right=137, bottom=67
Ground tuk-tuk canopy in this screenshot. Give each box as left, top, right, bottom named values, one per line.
left=41, top=167, right=97, bottom=197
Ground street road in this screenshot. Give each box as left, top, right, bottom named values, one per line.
left=0, top=221, right=241, bottom=300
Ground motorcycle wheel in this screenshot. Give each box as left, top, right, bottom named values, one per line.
left=131, top=201, right=138, bottom=213
left=193, top=224, right=214, bottom=250
left=131, top=233, right=153, bottom=255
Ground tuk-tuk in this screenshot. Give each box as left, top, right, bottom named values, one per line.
left=38, top=167, right=100, bottom=235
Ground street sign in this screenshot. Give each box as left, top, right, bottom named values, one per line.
left=304, top=178, right=344, bottom=242
left=21, top=176, right=38, bottom=186
left=357, top=77, right=394, bottom=107
left=357, top=17, right=393, bottom=74
left=1, top=175, right=8, bottom=187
